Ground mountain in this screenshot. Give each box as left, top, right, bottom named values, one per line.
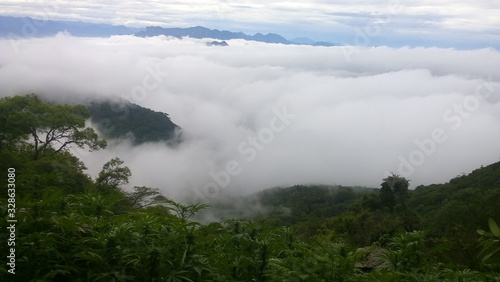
left=0, top=16, right=337, bottom=46
left=289, top=37, right=335, bottom=46
left=408, top=160, right=500, bottom=228
left=135, top=26, right=292, bottom=45
left=135, top=26, right=338, bottom=46
left=0, top=15, right=141, bottom=37
left=290, top=37, right=315, bottom=44
left=87, top=98, right=181, bottom=145
left=207, top=40, right=229, bottom=46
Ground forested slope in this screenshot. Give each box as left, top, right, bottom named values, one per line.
left=239, top=162, right=500, bottom=268
left=87, top=98, right=180, bottom=145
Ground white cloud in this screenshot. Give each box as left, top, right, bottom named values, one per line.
left=0, top=34, right=499, bottom=202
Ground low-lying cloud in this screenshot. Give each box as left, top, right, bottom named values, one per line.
left=1, top=34, right=499, bottom=201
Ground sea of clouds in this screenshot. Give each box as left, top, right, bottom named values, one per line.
left=1, top=34, right=499, bottom=202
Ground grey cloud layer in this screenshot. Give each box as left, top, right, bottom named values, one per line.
left=0, top=35, right=499, bottom=200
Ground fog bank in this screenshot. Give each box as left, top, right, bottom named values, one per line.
left=1, top=34, right=499, bottom=201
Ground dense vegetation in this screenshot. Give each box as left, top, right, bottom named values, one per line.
left=87, top=98, right=180, bottom=145
left=1, top=94, right=499, bottom=281
left=251, top=166, right=500, bottom=269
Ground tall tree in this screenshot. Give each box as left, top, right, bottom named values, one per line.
left=95, top=157, right=131, bottom=192
left=381, top=173, right=410, bottom=207
left=126, top=186, right=168, bottom=208
left=0, top=94, right=106, bottom=159
left=379, top=182, right=396, bottom=212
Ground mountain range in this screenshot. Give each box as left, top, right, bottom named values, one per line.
left=0, top=15, right=140, bottom=37
left=135, top=25, right=336, bottom=46
left=0, top=15, right=336, bottom=46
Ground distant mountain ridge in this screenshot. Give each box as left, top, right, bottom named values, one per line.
left=0, top=15, right=140, bottom=37
left=0, top=15, right=336, bottom=46
left=136, top=26, right=290, bottom=44
left=136, top=25, right=336, bottom=46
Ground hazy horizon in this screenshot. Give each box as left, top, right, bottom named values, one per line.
left=1, top=0, right=499, bottom=49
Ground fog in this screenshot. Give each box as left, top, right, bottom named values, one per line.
left=1, top=34, right=499, bottom=201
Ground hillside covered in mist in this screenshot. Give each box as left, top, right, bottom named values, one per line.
left=87, top=98, right=181, bottom=145
left=1, top=93, right=499, bottom=280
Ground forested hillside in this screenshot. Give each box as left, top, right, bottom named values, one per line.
left=0, top=94, right=499, bottom=281
left=87, top=98, right=180, bottom=145
left=241, top=164, right=500, bottom=268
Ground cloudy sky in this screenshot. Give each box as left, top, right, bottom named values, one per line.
left=1, top=0, right=499, bottom=48
left=0, top=34, right=499, bottom=202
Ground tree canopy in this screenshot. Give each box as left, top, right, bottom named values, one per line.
left=0, top=94, right=106, bottom=160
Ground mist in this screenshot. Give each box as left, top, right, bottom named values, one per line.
left=1, top=34, right=499, bottom=202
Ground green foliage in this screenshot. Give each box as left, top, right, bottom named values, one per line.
left=379, top=183, right=395, bottom=212
left=87, top=98, right=180, bottom=144
left=407, top=161, right=500, bottom=267
left=478, top=218, right=500, bottom=264
left=1, top=94, right=499, bottom=281
left=256, top=185, right=374, bottom=228
left=379, top=174, right=410, bottom=215
left=330, top=210, right=403, bottom=245
left=165, top=199, right=209, bottom=222
left=95, top=157, right=131, bottom=192
left=380, top=231, right=425, bottom=271
left=0, top=94, right=106, bottom=160
left=126, top=186, right=168, bottom=208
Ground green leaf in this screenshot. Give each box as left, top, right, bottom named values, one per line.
left=488, top=218, right=500, bottom=238
left=481, top=246, right=500, bottom=263
left=44, top=269, right=71, bottom=279
left=479, top=239, right=498, bottom=257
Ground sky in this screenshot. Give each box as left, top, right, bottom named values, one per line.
left=0, top=35, right=499, bottom=202
left=0, top=0, right=499, bottom=48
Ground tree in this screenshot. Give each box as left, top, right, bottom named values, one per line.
left=95, top=158, right=131, bottom=192
left=0, top=94, right=106, bottom=159
left=379, top=174, right=418, bottom=231
left=0, top=95, right=30, bottom=152
left=126, top=186, right=168, bottom=208
left=380, top=174, right=410, bottom=210
left=383, top=174, right=409, bottom=200
left=379, top=183, right=396, bottom=212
